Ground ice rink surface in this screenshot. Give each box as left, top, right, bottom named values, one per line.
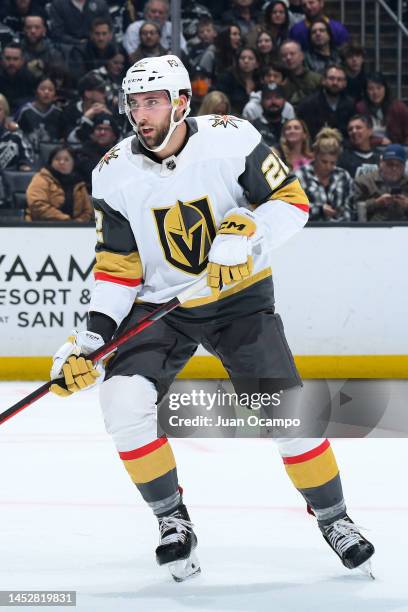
left=0, top=382, right=407, bottom=612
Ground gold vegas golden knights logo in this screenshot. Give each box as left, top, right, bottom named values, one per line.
left=153, top=197, right=217, bottom=275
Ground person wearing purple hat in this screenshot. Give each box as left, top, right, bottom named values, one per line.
left=354, top=144, right=408, bottom=221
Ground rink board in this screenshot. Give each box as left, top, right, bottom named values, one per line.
left=0, top=224, right=407, bottom=379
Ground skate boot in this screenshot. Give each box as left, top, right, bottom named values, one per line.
left=320, top=514, right=375, bottom=577
left=156, top=503, right=201, bottom=582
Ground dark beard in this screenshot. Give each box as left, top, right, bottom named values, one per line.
left=139, top=117, right=171, bottom=149
left=264, top=108, right=282, bottom=121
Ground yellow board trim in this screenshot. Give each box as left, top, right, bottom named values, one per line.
left=2, top=355, right=408, bottom=381
left=122, top=441, right=176, bottom=484
left=284, top=447, right=339, bottom=489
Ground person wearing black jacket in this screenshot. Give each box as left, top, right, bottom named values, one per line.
left=49, top=0, right=110, bottom=46
left=297, top=64, right=355, bottom=140
left=0, top=0, right=47, bottom=34
left=69, top=17, right=118, bottom=80
left=76, top=112, right=119, bottom=190
left=0, top=42, right=37, bottom=114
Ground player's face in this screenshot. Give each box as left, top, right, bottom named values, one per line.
left=129, top=91, right=173, bottom=149
left=36, top=79, right=56, bottom=105
left=347, top=119, right=371, bottom=149
left=51, top=150, right=74, bottom=175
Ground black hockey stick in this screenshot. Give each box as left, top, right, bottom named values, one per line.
left=0, top=275, right=208, bottom=426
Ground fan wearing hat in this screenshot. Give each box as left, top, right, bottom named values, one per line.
left=354, top=144, right=408, bottom=221
left=250, top=83, right=288, bottom=146
left=76, top=112, right=120, bottom=190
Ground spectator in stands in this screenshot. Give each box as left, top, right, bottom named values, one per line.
left=0, top=42, right=37, bottom=114
left=356, top=72, right=408, bottom=146
left=250, top=84, right=288, bottom=146
left=0, top=0, right=47, bottom=35
left=49, top=0, right=111, bottom=46
left=129, top=21, right=168, bottom=63
left=304, top=18, right=340, bottom=74
left=279, top=39, right=321, bottom=107
left=64, top=73, right=111, bottom=142
left=69, top=17, right=117, bottom=80
left=255, top=30, right=277, bottom=67
left=354, top=144, right=408, bottom=222
left=289, top=0, right=350, bottom=51
left=260, top=61, right=289, bottom=87
left=337, top=115, right=380, bottom=178
left=197, top=90, right=231, bottom=115
left=199, top=24, right=242, bottom=80
left=187, top=17, right=217, bottom=71
left=339, top=42, right=367, bottom=102
left=0, top=93, right=34, bottom=171
left=279, top=118, right=313, bottom=170
left=221, top=0, right=261, bottom=37
left=242, top=72, right=294, bottom=121
left=16, top=77, right=64, bottom=153
left=214, top=46, right=261, bottom=116
left=76, top=113, right=119, bottom=189
left=296, top=126, right=353, bottom=221
left=20, top=15, right=64, bottom=81
left=90, top=49, right=127, bottom=106
left=123, top=0, right=187, bottom=57
left=262, top=0, right=291, bottom=47
left=297, top=64, right=354, bottom=140
left=47, top=63, right=78, bottom=107
left=288, top=0, right=305, bottom=23
left=26, top=145, right=93, bottom=221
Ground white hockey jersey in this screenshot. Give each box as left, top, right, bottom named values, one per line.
left=90, top=115, right=309, bottom=326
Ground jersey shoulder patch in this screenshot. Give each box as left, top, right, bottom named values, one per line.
left=195, top=115, right=261, bottom=157
left=92, top=135, right=135, bottom=201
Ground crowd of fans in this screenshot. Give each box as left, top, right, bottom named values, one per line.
left=0, top=0, right=408, bottom=223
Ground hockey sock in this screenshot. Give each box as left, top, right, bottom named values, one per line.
left=278, top=438, right=347, bottom=526
left=118, top=436, right=182, bottom=516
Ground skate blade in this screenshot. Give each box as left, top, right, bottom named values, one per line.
left=357, top=559, right=375, bottom=580
left=169, top=551, right=201, bottom=583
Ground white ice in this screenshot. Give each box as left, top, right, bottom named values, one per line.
left=0, top=382, right=407, bottom=612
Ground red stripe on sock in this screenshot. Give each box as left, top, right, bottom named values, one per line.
left=283, top=439, right=330, bottom=465
left=94, top=272, right=142, bottom=287
left=118, top=436, right=168, bottom=460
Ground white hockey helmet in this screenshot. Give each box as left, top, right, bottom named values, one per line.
left=119, top=54, right=192, bottom=152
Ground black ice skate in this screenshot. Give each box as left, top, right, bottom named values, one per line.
left=156, top=503, right=201, bottom=582
left=320, top=514, right=375, bottom=578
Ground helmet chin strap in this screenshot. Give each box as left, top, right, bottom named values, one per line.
left=128, top=102, right=191, bottom=154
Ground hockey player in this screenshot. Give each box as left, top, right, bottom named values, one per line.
left=49, top=55, right=374, bottom=581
